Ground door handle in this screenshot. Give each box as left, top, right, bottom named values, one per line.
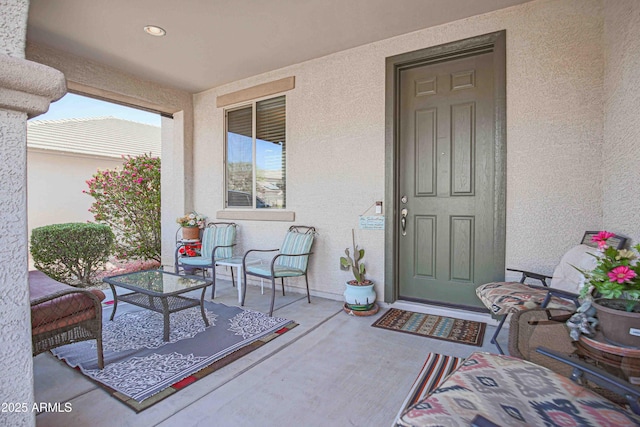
left=401, top=208, right=408, bottom=236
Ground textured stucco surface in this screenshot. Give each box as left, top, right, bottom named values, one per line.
left=193, top=0, right=606, bottom=301
left=602, top=0, right=640, bottom=245
left=0, top=53, right=66, bottom=115
left=0, top=110, right=35, bottom=427
left=0, top=0, right=27, bottom=57
left=1, top=3, right=67, bottom=425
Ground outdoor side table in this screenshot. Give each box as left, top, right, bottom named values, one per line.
left=103, top=269, right=212, bottom=341
left=215, top=256, right=263, bottom=303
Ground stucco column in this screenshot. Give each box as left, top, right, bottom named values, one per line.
left=0, top=1, right=66, bottom=426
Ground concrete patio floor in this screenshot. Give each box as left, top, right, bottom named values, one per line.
left=34, top=278, right=506, bottom=427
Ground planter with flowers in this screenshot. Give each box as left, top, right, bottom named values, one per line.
left=340, top=229, right=378, bottom=316
left=579, top=231, right=640, bottom=347
left=176, top=211, right=207, bottom=240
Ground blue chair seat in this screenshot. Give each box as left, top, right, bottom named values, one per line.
left=246, top=265, right=305, bottom=278
left=180, top=256, right=231, bottom=267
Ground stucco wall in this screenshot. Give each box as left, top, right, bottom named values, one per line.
left=26, top=150, right=124, bottom=248
left=0, top=1, right=65, bottom=425
left=192, top=0, right=605, bottom=301
left=602, top=0, right=640, bottom=245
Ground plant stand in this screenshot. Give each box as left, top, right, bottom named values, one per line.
left=343, top=302, right=379, bottom=317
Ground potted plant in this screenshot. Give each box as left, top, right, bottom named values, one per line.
left=579, top=231, right=640, bottom=347
left=176, top=211, right=207, bottom=240
left=340, top=229, right=377, bottom=314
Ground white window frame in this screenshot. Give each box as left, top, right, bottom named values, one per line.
left=219, top=95, right=294, bottom=222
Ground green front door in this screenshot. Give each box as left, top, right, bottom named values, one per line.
left=398, top=50, right=505, bottom=310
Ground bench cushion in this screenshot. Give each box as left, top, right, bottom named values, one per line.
left=475, top=281, right=575, bottom=316
left=396, top=352, right=640, bottom=426
left=29, top=271, right=105, bottom=335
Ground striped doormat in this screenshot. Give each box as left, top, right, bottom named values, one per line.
left=395, top=353, right=463, bottom=422
left=372, top=308, right=486, bottom=346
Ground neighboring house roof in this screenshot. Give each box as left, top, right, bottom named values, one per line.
left=27, top=117, right=161, bottom=159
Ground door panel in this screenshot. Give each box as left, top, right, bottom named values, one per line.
left=398, top=52, right=504, bottom=309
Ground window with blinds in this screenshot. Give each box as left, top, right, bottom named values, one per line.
left=225, top=95, right=286, bottom=209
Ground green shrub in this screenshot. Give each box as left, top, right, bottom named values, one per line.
left=30, top=223, right=114, bottom=287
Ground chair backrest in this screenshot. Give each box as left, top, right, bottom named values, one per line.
left=201, top=222, right=237, bottom=259
left=275, top=226, right=316, bottom=272
left=581, top=231, right=627, bottom=249
left=551, top=232, right=626, bottom=293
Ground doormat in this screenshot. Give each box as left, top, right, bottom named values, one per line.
left=394, top=352, right=464, bottom=423
left=372, top=308, right=486, bottom=346
left=52, top=300, right=296, bottom=412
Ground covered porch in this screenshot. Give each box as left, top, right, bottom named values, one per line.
left=33, top=278, right=506, bottom=426
left=2, top=0, right=640, bottom=425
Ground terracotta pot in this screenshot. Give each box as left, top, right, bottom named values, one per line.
left=181, top=226, right=200, bottom=240
left=593, top=298, right=640, bottom=348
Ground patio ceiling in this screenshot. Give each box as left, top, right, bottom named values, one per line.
left=26, top=0, right=531, bottom=94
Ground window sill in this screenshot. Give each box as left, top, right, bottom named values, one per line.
left=216, top=210, right=295, bottom=222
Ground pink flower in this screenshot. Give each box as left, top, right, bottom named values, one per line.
left=608, top=266, right=637, bottom=284
left=592, top=231, right=615, bottom=249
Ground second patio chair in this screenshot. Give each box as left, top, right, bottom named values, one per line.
left=476, top=231, right=627, bottom=354
left=175, top=222, right=237, bottom=298
left=241, top=226, right=317, bottom=316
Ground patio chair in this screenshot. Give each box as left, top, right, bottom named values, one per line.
left=241, top=226, right=317, bottom=316
left=476, top=231, right=626, bottom=354
left=175, top=222, right=238, bottom=298
left=29, top=270, right=105, bottom=369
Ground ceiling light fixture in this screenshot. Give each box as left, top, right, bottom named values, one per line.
left=143, top=25, right=166, bottom=37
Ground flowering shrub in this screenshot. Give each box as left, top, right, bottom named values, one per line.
left=85, top=154, right=161, bottom=262
left=176, top=211, right=207, bottom=228
left=579, top=231, right=640, bottom=300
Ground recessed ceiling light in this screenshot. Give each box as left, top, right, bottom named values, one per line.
left=144, top=25, right=166, bottom=37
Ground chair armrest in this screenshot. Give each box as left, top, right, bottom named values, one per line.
left=30, top=287, right=103, bottom=307
left=526, top=284, right=580, bottom=308
left=211, top=243, right=237, bottom=262
left=175, top=242, right=190, bottom=263
left=270, top=252, right=314, bottom=274
left=31, top=287, right=103, bottom=330
left=242, top=248, right=279, bottom=268
left=507, top=268, right=552, bottom=286
left=536, top=346, right=640, bottom=414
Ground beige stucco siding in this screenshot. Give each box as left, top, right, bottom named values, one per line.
left=192, top=0, right=608, bottom=301
left=602, top=0, right=640, bottom=244
left=26, top=150, right=124, bottom=246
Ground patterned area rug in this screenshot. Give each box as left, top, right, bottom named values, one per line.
left=372, top=308, right=486, bottom=346
left=52, top=300, right=296, bottom=412
left=394, top=353, right=464, bottom=423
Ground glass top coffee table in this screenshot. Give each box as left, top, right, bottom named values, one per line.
left=103, top=270, right=212, bottom=341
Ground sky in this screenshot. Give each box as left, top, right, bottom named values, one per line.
left=31, top=93, right=161, bottom=126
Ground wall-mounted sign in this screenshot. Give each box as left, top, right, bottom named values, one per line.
left=359, top=215, right=385, bottom=230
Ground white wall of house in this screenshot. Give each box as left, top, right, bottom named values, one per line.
left=192, top=0, right=611, bottom=301
left=602, top=0, right=640, bottom=244
left=26, top=150, right=124, bottom=249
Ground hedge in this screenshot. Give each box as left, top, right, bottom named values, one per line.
left=30, top=222, right=114, bottom=287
